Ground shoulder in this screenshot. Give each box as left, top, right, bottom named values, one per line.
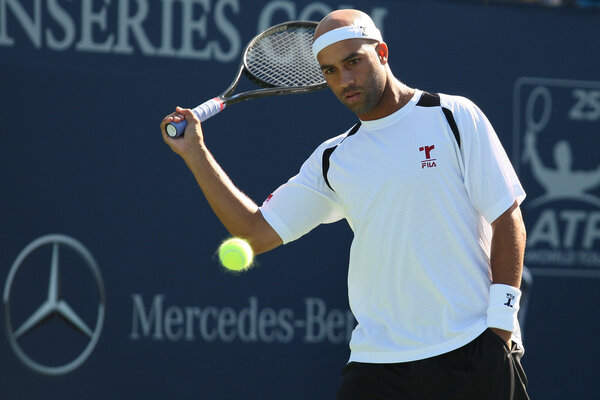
left=438, top=93, right=489, bottom=126
left=438, top=93, right=480, bottom=113
left=295, top=122, right=360, bottom=177
left=415, top=91, right=483, bottom=120
left=319, top=132, right=348, bottom=151
left=311, top=122, right=361, bottom=157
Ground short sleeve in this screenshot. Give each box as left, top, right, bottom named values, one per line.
left=259, top=140, right=345, bottom=244
left=452, top=97, right=526, bottom=224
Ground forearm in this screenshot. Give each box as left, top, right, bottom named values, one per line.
left=182, top=146, right=281, bottom=254
left=490, top=203, right=526, bottom=288
left=488, top=202, right=527, bottom=343
left=184, top=145, right=257, bottom=228
left=161, top=107, right=282, bottom=255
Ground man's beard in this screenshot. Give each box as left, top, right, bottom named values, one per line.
left=338, top=73, right=385, bottom=115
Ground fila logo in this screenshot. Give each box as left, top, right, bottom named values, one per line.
left=265, top=194, right=273, bottom=203
left=419, top=145, right=437, bottom=169
left=504, top=293, right=516, bottom=308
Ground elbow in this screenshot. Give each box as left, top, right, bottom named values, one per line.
left=514, top=205, right=527, bottom=245
left=227, top=211, right=282, bottom=256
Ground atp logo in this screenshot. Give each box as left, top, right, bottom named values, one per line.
left=419, top=145, right=437, bottom=169
left=513, top=78, right=600, bottom=277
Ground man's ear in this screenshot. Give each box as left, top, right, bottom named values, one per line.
left=376, top=42, right=389, bottom=64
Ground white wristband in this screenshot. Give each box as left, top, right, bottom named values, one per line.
left=486, top=284, right=521, bottom=332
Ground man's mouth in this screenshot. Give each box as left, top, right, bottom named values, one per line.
left=344, top=91, right=361, bottom=103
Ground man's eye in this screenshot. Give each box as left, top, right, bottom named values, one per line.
left=324, top=68, right=335, bottom=75
left=349, top=58, right=360, bottom=65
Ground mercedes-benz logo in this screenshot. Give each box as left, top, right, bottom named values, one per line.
left=3, top=234, right=106, bottom=375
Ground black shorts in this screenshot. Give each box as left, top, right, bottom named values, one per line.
left=335, top=329, right=530, bottom=400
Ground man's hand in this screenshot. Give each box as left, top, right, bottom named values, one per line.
left=160, top=106, right=205, bottom=158
left=490, top=327, right=512, bottom=350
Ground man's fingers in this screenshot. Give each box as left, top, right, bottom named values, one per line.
left=160, top=110, right=185, bottom=129
left=170, top=114, right=184, bottom=123
left=176, top=106, right=199, bottom=123
left=161, top=115, right=173, bottom=125
left=160, top=107, right=201, bottom=142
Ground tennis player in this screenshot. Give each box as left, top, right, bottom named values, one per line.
left=161, top=9, right=530, bottom=400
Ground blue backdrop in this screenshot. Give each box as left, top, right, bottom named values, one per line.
left=1, top=0, right=599, bottom=398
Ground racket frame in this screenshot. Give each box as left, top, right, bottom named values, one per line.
left=166, top=20, right=327, bottom=138
left=222, top=20, right=328, bottom=106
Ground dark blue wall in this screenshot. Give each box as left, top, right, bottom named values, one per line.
left=1, top=0, right=599, bottom=398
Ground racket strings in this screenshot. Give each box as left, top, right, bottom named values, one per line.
left=246, top=27, right=325, bottom=88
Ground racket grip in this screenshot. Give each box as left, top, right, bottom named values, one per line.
left=166, top=98, right=225, bottom=138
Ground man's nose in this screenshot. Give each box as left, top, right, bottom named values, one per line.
left=340, top=67, right=355, bottom=87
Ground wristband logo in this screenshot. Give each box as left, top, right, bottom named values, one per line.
left=3, top=234, right=105, bottom=375
left=504, top=293, right=516, bottom=308
left=513, top=78, right=600, bottom=278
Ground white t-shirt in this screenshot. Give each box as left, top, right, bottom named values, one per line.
left=260, top=90, right=526, bottom=363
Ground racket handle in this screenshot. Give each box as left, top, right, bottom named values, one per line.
left=166, top=98, right=225, bottom=138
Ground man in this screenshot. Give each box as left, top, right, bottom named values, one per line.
left=161, top=9, right=530, bottom=400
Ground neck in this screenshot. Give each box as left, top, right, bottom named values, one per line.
left=358, top=74, right=414, bottom=121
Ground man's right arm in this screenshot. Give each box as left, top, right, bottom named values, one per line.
left=160, top=107, right=283, bottom=255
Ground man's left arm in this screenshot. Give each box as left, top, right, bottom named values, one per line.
left=489, top=200, right=527, bottom=347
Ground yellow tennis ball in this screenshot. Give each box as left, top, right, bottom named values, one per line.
left=218, top=238, right=253, bottom=271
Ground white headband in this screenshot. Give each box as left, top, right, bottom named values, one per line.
left=312, top=25, right=383, bottom=58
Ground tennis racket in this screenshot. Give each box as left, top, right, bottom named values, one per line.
left=166, top=20, right=327, bottom=138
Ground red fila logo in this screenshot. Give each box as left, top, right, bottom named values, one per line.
left=419, top=145, right=437, bottom=169
left=265, top=194, right=274, bottom=203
